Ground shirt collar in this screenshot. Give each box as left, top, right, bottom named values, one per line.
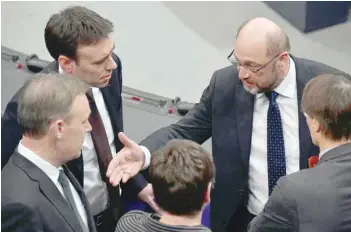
left=18, top=141, right=62, bottom=183
left=319, top=145, right=340, bottom=159
left=58, top=64, right=63, bottom=74
left=256, top=56, right=296, bottom=100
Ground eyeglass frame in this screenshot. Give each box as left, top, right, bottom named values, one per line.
left=227, top=50, right=283, bottom=74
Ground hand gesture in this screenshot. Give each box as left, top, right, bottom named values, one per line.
left=106, top=132, right=145, bottom=186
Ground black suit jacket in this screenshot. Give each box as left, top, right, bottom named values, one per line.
left=136, top=56, right=350, bottom=232
left=248, top=143, right=351, bottom=232
left=1, top=152, right=96, bottom=232
left=1, top=54, right=148, bottom=196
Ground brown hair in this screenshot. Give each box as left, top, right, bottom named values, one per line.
left=45, top=6, right=113, bottom=61
left=302, top=74, right=351, bottom=141
left=149, top=139, right=215, bottom=216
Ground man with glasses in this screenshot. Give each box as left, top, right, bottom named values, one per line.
left=106, top=17, right=350, bottom=232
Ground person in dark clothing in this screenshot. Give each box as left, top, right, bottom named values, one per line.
left=115, top=139, right=214, bottom=232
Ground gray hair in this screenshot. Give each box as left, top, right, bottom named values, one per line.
left=18, top=73, right=89, bottom=137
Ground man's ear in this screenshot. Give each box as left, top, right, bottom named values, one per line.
left=54, top=119, right=65, bottom=139
left=312, top=118, right=322, bottom=133
left=204, top=182, right=212, bottom=204
left=58, top=55, right=74, bottom=74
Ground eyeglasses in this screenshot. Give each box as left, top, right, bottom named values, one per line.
left=227, top=50, right=282, bottom=74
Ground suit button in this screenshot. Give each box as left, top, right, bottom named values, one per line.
left=238, top=189, right=244, bottom=194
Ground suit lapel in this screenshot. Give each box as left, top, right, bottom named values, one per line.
left=63, top=165, right=96, bottom=232
left=13, top=153, right=83, bottom=232
left=235, top=83, right=255, bottom=169
left=293, top=57, right=318, bottom=169
left=101, top=85, right=123, bottom=149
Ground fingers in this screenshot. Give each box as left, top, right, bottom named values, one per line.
left=106, top=155, right=121, bottom=177
left=121, top=172, right=131, bottom=183
left=148, top=197, right=162, bottom=215
left=118, top=132, right=136, bottom=148
left=107, top=165, right=124, bottom=186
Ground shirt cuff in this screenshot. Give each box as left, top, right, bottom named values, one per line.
left=139, top=145, right=151, bottom=170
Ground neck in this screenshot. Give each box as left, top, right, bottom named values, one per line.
left=159, top=211, right=202, bottom=227
left=318, top=138, right=351, bottom=153
left=272, top=58, right=290, bottom=90
left=22, top=136, right=61, bottom=167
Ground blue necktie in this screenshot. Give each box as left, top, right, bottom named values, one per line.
left=266, top=91, right=286, bottom=195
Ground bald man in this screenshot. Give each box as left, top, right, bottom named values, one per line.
left=107, top=18, right=350, bottom=232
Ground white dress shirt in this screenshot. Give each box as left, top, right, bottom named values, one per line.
left=58, top=66, right=150, bottom=215
left=247, top=57, right=300, bottom=215
left=18, top=142, right=88, bottom=227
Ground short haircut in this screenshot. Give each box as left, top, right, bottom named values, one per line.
left=18, top=73, right=89, bottom=137
left=45, top=6, right=113, bottom=61
left=149, top=139, right=215, bottom=216
left=302, top=74, right=351, bottom=141
left=236, top=19, right=291, bottom=57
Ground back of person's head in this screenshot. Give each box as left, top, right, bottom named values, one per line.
left=149, top=139, right=215, bottom=216
left=45, top=5, right=113, bottom=61
left=302, top=74, right=351, bottom=141
left=18, top=73, right=89, bottom=138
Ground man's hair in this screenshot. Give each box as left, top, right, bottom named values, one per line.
left=236, top=19, right=291, bottom=57
left=18, top=73, right=89, bottom=137
left=45, top=5, right=113, bottom=61
left=149, top=139, right=215, bottom=216
left=302, top=74, right=351, bottom=141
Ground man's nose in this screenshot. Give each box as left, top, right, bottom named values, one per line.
left=238, top=66, right=251, bottom=80
left=107, top=55, right=117, bottom=70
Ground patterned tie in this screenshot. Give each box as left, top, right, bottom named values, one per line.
left=265, top=91, right=286, bottom=195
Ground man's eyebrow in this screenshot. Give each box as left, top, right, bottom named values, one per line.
left=234, top=53, right=260, bottom=66
left=94, top=43, right=115, bottom=64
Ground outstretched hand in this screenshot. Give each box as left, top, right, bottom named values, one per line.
left=106, top=132, right=145, bottom=186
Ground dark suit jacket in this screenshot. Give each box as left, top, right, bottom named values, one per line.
left=248, top=143, right=351, bottom=232
left=1, top=54, right=148, bottom=198
left=136, top=56, right=350, bottom=232
left=1, top=152, right=97, bottom=232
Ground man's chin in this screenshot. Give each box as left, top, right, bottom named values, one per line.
left=243, top=84, right=260, bottom=95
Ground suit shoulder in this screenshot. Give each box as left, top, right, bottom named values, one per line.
left=277, top=166, right=328, bottom=197
left=2, top=161, right=38, bottom=203
left=295, top=57, right=349, bottom=77
left=211, top=65, right=240, bottom=88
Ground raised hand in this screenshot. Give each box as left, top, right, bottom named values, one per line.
left=106, top=132, right=145, bottom=186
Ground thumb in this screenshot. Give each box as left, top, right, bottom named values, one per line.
left=118, top=132, right=136, bottom=148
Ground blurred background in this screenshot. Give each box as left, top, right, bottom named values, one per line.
left=2, top=1, right=350, bottom=103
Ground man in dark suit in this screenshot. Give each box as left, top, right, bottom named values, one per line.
left=2, top=73, right=96, bottom=232
left=1, top=6, right=155, bottom=232
left=248, top=74, right=351, bottom=232
left=106, top=17, right=350, bottom=232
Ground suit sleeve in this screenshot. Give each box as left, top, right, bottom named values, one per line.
left=1, top=201, right=43, bottom=232
left=139, top=70, right=216, bottom=151
left=1, top=94, right=22, bottom=169
left=126, top=70, right=216, bottom=191
left=248, top=177, right=298, bottom=232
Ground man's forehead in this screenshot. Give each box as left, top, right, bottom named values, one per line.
left=234, top=38, right=268, bottom=63
left=76, top=37, right=114, bottom=60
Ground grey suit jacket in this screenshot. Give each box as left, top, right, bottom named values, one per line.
left=248, top=143, right=351, bottom=232
left=1, top=152, right=97, bottom=232
left=138, top=56, right=350, bottom=232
